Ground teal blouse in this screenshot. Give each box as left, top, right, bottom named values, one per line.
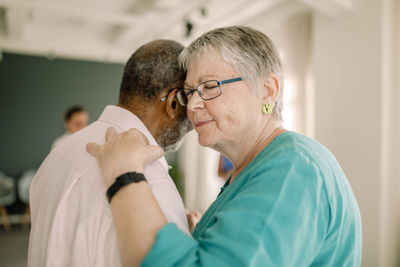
left=142, top=132, right=362, bottom=266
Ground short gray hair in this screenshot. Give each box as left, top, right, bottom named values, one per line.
left=179, top=25, right=284, bottom=121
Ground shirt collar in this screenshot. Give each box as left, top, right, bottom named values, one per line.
left=97, top=105, right=169, bottom=170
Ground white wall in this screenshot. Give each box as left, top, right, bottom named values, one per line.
left=312, top=0, right=400, bottom=266
left=380, top=0, right=400, bottom=266
left=180, top=131, right=224, bottom=213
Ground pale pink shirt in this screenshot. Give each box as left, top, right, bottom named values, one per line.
left=28, top=105, right=189, bottom=267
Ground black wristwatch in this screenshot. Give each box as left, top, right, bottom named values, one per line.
left=106, top=172, right=147, bottom=203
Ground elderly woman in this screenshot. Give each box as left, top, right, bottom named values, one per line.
left=87, top=26, right=362, bottom=266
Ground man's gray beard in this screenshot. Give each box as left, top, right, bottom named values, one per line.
left=156, top=114, right=193, bottom=153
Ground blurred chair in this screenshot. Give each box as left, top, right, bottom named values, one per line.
left=0, top=172, right=16, bottom=231
left=18, top=169, right=36, bottom=229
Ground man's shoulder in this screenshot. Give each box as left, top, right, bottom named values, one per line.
left=52, top=121, right=112, bottom=172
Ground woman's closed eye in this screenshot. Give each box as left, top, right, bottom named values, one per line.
left=202, top=81, right=219, bottom=90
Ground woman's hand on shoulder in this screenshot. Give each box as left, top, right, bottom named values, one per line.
left=86, top=127, right=164, bottom=187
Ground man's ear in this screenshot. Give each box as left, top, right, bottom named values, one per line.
left=165, top=89, right=179, bottom=119
left=261, top=73, right=280, bottom=104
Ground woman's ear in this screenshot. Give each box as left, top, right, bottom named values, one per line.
left=165, top=88, right=179, bottom=119
left=261, top=73, right=280, bottom=104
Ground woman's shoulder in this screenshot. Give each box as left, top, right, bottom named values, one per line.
left=230, top=132, right=332, bottom=220
left=257, top=131, right=338, bottom=169
left=268, top=131, right=327, bottom=152
left=242, top=131, right=346, bottom=191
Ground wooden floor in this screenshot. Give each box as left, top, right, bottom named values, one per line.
left=0, top=225, right=29, bottom=267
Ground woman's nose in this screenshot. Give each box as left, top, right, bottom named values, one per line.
left=187, top=91, right=205, bottom=112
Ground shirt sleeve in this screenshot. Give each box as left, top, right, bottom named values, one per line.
left=145, top=161, right=189, bottom=235
left=142, top=151, right=331, bottom=267
left=150, top=179, right=189, bottom=234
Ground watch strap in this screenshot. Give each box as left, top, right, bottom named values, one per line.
left=106, top=172, right=147, bottom=203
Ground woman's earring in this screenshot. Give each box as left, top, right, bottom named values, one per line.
left=262, top=103, right=274, bottom=114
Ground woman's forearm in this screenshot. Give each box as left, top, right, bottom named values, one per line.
left=85, top=128, right=168, bottom=265
left=110, top=181, right=167, bottom=267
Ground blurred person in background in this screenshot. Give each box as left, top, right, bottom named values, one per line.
left=28, top=39, right=192, bottom=267
left=51, top=105, right=89, bottom=149
left=87, top=26, right=362, bottom=267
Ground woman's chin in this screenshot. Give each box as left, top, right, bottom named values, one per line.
left=197, top=135, right=214, bottom=148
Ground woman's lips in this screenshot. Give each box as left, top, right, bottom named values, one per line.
left=195, top=120, right=213, bottom=128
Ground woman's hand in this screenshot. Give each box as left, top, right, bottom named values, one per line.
left=186, top=209, right=202, bottom=232
left=86, top=127, right=164, bottom=187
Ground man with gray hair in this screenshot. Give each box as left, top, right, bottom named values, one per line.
left=28, top=39, right=192, bottom=267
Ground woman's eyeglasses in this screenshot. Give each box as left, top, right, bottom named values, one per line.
left=176, top=77, right=242, bottom=106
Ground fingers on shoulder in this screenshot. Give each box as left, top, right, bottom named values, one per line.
left=86, top=142, right=102, bottom=157
left=127, top=128, right=150, bottom=144
left=105, top=127, right=117, bottom=141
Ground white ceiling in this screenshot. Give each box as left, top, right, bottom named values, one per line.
left=0, top=0, right=353, bottom=63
